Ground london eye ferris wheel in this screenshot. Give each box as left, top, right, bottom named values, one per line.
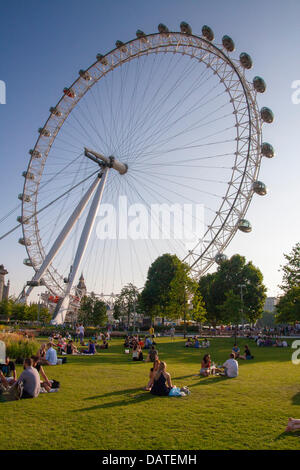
left=17, top=22, right=275, bottom=323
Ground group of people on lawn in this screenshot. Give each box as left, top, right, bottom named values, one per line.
left=0, top=352, right=60, bottom=400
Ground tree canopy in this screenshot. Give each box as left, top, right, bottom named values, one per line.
left=198, top=254, right=267, bottom=325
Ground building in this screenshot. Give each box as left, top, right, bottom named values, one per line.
left=0, top=265, right=9, bottom=301
left=264, top=297, right=278, bottom=313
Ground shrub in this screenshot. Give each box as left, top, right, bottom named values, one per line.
left=0, top=333, right=40, bottom=362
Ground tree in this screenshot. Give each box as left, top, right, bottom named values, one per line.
left=0, top=299, right=13, bottom=319
left=198, top=254, right=267, bottom=325
left=165, top=262, right=197, bottom=337
left=217, top=290, right=242, bottom=329
left=115, top=283, right=139, bottom=329
left=275, top=286, right=300, bottom=324
left=79, top=294, right=107, bottom=326
left=139, top=253, right=184, bottom=324
left=280, top=242, right=300, bottom=292
left=190, top=291, right=207, bottom=328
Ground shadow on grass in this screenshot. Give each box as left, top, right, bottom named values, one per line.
left=73, top=390, right=156, bottom=412
left=274, top=430, right=300, bottom=441
left=84, top=387, right=143, bottom=400
left=291, top=392, right=300, bottom=406
left=188, top=375, right=232, bottom=388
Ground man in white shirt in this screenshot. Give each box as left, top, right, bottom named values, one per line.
left=222, top=353, right=238, bottom=378
left=45, top=343, right=58, bottom=365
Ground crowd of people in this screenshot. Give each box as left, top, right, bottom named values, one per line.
left=185, top=337, right=210, bottom=348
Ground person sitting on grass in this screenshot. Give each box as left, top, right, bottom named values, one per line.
left=66, top=340, right=79, bottom=355
left=144, top=359, right=160, bottom=391
left=285, top=418, right=300, bottom=432
left=185, top=338, right=193, bottom=348
left=45, top=342, right=58, bottom=365
left=0, top=355, right=17, bottom=389
left=200, top=354, right=212, bottom=377
left=232, top=344, right=240, bottom=358
left=239, top=345, right=254, bottom=360
left=221, top=353, right=238, bottom=378
left=31, top=355, right=52, bottom=392
left=150, top=361, right=173, bottom=396
left=13, top=358, right=41, bottom=399
left=146, top=345, right=158, bottom=362
left=83, top=340, right=96, bottom=354
left=194, top=337, right=200, bottom=348
left=144, top=336, right=152, bottom=349
left=132, top=344, right=143, bottom=361
left=37, top=344, right=50, bottom=365
left=99, top=339, right=108, bottom=349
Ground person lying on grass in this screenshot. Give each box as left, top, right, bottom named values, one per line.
left=144, top=359, right=160, bottom=391
left=285, top=418, right=300, bottom=432
left=239, top=345, right=254, bottom=360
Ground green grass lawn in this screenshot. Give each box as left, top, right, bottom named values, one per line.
left=1, top=336, right=300, bottom=450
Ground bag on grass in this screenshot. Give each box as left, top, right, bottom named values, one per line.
left=168, top=386, right=182, bottom=397
left=51, top=380, right=60, bottom=389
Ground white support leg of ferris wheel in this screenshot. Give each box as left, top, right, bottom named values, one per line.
left=51, top=167, right=110, bottom=324
left=19, top=175, right=101, bottom=304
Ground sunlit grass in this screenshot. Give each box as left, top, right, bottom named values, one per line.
left=0, top=337, right=299, bottom=450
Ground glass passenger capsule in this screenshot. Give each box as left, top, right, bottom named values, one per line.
left=158, top=24, right=170, bottom=35
left=238, top=219, right=252, bottom=233
left=222, top=35, right=235, bottom=52
left=17, top=216, right=29, bottom=224
left=29, top=149, right=42, bottom=158
left=23, top=258, right=33, bottom=267
left=180, top=22, right=192, bottom=34
left=253, top=76, right=266, bottom=93
left=79, top=69, right=91, bottom=81
left=240, top=52, right=253, bottom=69
left=136, top=30, right=148, bottom=42
left=38, top=128, right=51, bottom=137
left=253, top=181, right=267, bottom=195
left=22, top=171, right=34, bottom=180
left=49, top=106, right=62, bottom=117
left=115, top=41, right=128, bottom=53
left=260, top=107, right=274, bottom=123
left=261, top=142, right=275, bottom=158
left=202, top=25, right=214, bottom=41
left=19, top=238, right=32, bottom=246
left=63, top=87, right=76, bottom=98
left=96, top=54, right=108, bottom=65
left=18, top=193, right=31, bottom=202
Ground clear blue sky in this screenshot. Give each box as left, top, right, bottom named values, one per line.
left=0, top=0, right=299, bottom=299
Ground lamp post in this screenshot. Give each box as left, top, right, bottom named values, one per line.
left=238, top=284, right=246, bottom=335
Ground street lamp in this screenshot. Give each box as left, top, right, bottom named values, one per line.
left=238, top=284, right=246, bottom=334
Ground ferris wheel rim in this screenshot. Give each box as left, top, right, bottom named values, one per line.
left=20, top=28, right=265, bottom=297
